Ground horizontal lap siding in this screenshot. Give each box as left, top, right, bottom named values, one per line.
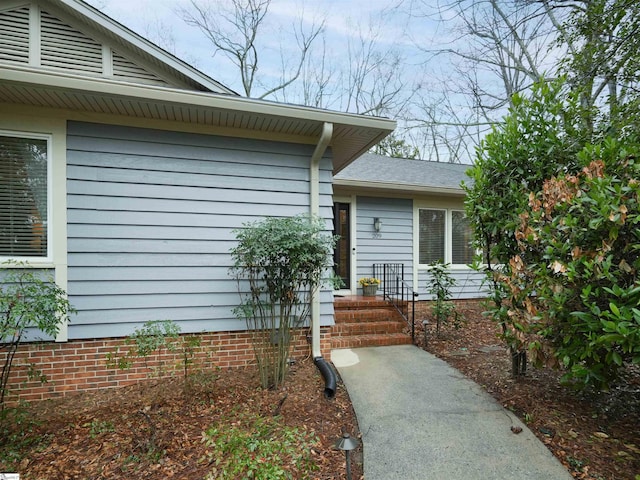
left=356, top=197, right=413, bottom=290
left=417, top=268, right=487, bottom=300
left=66, top=121, right=334, bottom=339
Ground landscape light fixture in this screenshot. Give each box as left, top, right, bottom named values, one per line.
left=334, top=432, right=360, bottom=480
left=373, top=217, right=382, bottom=232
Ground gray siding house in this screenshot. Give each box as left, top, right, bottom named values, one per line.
left=333, top=153, right=485, bottom=299
left=0, top=0, right=395, bottom=360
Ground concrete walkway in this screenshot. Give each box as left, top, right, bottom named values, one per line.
left=332, top=345, right=573, bottom=480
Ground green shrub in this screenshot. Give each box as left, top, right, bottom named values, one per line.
left=1, top=265, right=74, bottom=409
left=512, top=141, right=640, bottom=388
left=465, top=76, right=640, bottom=389
left=131, top=320, right=181, bottom=377
left=230, top=215, right=335, bottom=389
left=201, top=412, right=318, bottom=479
left=105, top=320, right=216, bottom=394
left=0, top=401, right=48, bottom=467
left=426, top=261, right=461, bottom=332
left=464, top=79, right=584, bottom=376
left=106, top=320, right=180, bottom=376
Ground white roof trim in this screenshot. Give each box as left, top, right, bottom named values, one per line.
left=333, top=178, right=464, bottom=195
left=0, top=64, right=396, bottom=130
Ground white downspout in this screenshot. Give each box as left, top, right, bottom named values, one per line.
left=310, top=122, right=333, bottom=358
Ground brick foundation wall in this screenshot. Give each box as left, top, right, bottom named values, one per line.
left=2, top=327, right=332, bottom=403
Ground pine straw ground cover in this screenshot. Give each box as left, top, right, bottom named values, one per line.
left=4, top=300, right=640, bottom=479
left=0, top=358, right=361, bottom=479
left=415, top=300, right=640, bottom=480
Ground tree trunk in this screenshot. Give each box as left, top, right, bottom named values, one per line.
left=511, top=350, right=527, bottom=377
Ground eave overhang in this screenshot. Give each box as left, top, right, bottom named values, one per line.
left=0, top=64, right=396, bottom=172
left=333, top=178, right=466, bottom=197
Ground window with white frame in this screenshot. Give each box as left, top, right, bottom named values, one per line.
left=418, top=208, right=474, bottom=266
left=0, top=132, right=50, bottom=259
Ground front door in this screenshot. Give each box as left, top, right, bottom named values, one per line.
left=333, top=202, right=351, bottom=288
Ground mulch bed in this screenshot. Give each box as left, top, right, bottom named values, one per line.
left=3, top=300, right=639, bottom=479
left=0, top=358, right=361, bottom=479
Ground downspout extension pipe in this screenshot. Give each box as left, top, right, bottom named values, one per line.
left=310, top=122, right=335, bottom=398
left=314, top=356, right=337, bottom=399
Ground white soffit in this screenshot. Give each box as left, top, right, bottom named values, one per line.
left=0, top=66, right=396, bottom=170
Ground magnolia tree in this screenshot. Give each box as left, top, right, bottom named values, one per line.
left=512, top=143, right=640, bottom=388
left=464, top=80, right=583, bottom=376
left=230, top=215, right=335, bottom=390
left=465, top=78, right=640, bottom=389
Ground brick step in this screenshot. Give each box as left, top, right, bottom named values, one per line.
left=331, top=332, right=413, bottom=349
left=333, top=296, right=389, bottom=310
left=332, top=320, right=406, bottom=337
left=331, top=296, right=413, bottom=348
left=334, top=308, right=401, bottom=324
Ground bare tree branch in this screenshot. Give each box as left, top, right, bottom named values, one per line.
left=180, top=0, right=324, bottom=99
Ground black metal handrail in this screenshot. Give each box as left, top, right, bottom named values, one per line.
left=373, top=263, right=418, bottom=343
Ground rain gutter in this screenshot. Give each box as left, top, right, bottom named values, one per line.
left=310, top=122, right=337, bottom=398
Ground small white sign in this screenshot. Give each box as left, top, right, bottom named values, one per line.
left=0, top=474, right=20, bottom=480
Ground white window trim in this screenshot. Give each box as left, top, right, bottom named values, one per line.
left=0, top=111, right=68, bottom=342
left=0, top=130, right=53, bottom=264
left=414, top=206, right=474, bottom=270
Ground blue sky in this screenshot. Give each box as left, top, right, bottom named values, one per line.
left=87, top=0, right=444, bottom=109
left=86, top=0, right=438, bottom=96
left=84, top=0, right=497, bottom=162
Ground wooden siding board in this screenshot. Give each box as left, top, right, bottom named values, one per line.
left=68, top=252, right=232, bottom=267
left=70, top=152, right=313, bottom=181
left=67, top=180, right=312, bottom=205
left=67, top=224, right=234, bottom=241
left=67, top=238, right=237, bottom=254
left=70, top=279, right=226, bottom=295
left=69, top=319, right=246, bottom=339
left=67, top=197, right=311, bottom=216
left=66, top=122, right=334, bottom=339
left=71, top=292, right=230, bottom=311
left=68, top=266, right=228, bottom=281
left=67, top=210, right=261, bottom=228
left=73, top=306, right=236, bottom=324
left=67, top=164, right=324, bottom=195
left=66, top=122, right=315, bottom=158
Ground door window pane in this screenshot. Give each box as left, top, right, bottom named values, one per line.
left=332, top=203, right=350, bottom=286
left=0, top=134, right=48, bottom=257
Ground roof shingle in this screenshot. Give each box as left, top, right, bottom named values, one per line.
left=334, top=153, right=472, bottom=192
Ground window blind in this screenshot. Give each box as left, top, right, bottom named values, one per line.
left=418, top=209, right=445, bottom=264
left=0, top=135, right=48, bottom=257
left=452, top=210, right=474, bottom=264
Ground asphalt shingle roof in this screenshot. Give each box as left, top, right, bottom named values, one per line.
left=334, top=153, right=472, bottom=192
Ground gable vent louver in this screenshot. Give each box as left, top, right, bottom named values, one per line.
left=40, top=10, right=102, bottom=74
left=112, top=51, right=169, bottom=86
left=0, top=6, right=30, bottom=64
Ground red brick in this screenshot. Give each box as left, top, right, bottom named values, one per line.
left=4, top=327, right=325, bottom=402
